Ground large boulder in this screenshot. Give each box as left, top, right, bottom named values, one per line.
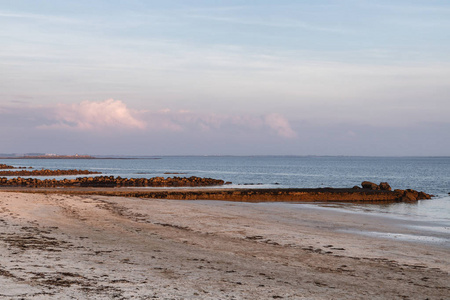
left=361, top=181, right=379, bottom=190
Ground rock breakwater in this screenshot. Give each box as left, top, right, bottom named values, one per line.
left=0, top=187, right=432, bottom=203
left=0, top=169, right=101, bottom=176
left=0, top=164, right=27, bottom=170
left=0, top=176, right=225, bottom=188
left=0, top=180, right=432, bottom=203
left=97, top=186, right=430, bottom=203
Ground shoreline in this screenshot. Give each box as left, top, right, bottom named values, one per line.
left=0, top=185, right=432, bottom=203
left=268, top=201, right=450, bottom=248
left=0, top=191, right=449, bottom=299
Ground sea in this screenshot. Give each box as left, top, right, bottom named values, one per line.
left=1, top=156, right=449, bottom=246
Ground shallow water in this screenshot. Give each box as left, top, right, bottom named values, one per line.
left=284, top=197, right=450, bottom=247
left=1, top=156, right=449, bottom=234
left=2, top=156, right=449, bottom=190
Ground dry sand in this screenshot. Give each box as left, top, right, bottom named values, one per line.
left=0, top=192, right=448, bottom=299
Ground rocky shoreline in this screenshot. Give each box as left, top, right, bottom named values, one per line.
left=0, top=169, right=101, bottom=176
left=0, top=164, right=27, bottom=170
left=0, top=164, right=433, bottom=203
left=0, top=180, right=432, bottom=203
left=0, top=175, right=226, bottom=188
left=110, top=186, right=431, bottom=203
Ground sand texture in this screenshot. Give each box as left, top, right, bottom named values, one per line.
left=0, top=192, right=448, bottom=299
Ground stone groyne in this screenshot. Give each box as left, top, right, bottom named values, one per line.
left=69, top=187, right=430, bottom=203
left=0, top=187, right=432, bottom=203
left=0, top=175, right=225, bottom=188
left=0, top=169, right=101, bottom=176
left=0, top=164, right=27, bottom=170
left=0, top=180, right=432, bottom=203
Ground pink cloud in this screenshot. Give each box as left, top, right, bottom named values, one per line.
left=144, top=110, right=297, bottom=139
left=264, top=113, right=297, bottom=138
left=46, top=99, right=146, bottom=130
left=32, top=99, right=297, bottom=138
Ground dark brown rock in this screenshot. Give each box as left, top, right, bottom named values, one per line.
left=392, top=189, right=433, bottom=202
left=361, top=181, right=379, bottom=190
left=0, top=169, right=101, bottom=176
left=0, top=164, right=16, bottom=169
left=401, top=191, right=418, bottom=203
left=379, top=182, right=391, bottom=191
left=418, top=191, right=432, bottom=200
left=0, top=175, right=225, bottom=188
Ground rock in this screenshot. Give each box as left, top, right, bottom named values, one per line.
left=352, top=186, right=361, bottom=189
left=394, top=189, right=433, bottom=202
left=379, top=182, right=391, bottom=191
left=418, top=192, right=432, bottom=200
left=361, top=181, right=379, bottom=190
left=406, top=189, right=419, bottom=198
left=0, top=169, right=101, bottom=176
left=401, top=191, right=418, bottom=203
left=0, top=164, right=16, bottom=169
left=0, top=175, right=226, bottom=188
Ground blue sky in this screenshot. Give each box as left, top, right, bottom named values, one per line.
left=1, top=1, right=449, bottom=155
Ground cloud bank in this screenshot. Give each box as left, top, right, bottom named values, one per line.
left=23, top=99, right=297, bottom=139
left=2, top=99, right=449, bottom=156
left=49, top=99, right=146, bottom=130
left=264, top=114, right=297, bottom=139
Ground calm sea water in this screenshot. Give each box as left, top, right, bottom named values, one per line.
left=1, top=156, right=449, bottom=243
left=2, top=156, right=448, bottom=193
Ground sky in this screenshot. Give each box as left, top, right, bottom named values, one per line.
left=1, top=0, right=449, bottom=156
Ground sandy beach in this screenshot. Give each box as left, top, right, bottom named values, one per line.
left=0, top=192, right=449, bottom=299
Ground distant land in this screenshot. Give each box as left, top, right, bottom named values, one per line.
left=0, top=153, right=95, bottom=159
left=0, top=153, right=162, bottom=159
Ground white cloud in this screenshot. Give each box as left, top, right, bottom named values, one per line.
left=48, top=99, right=145, bottom=130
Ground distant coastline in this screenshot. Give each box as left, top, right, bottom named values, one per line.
left=0, top=154, right=96, bottom=159
left=2, top=154, right=449, bottom=159
left=0, top=154, right=161, bottom=160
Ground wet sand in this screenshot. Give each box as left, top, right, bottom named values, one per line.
left=0, top=192, right=448, bottom=299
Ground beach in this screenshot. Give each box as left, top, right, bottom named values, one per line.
left=0, top=191, right=448, bottom=299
